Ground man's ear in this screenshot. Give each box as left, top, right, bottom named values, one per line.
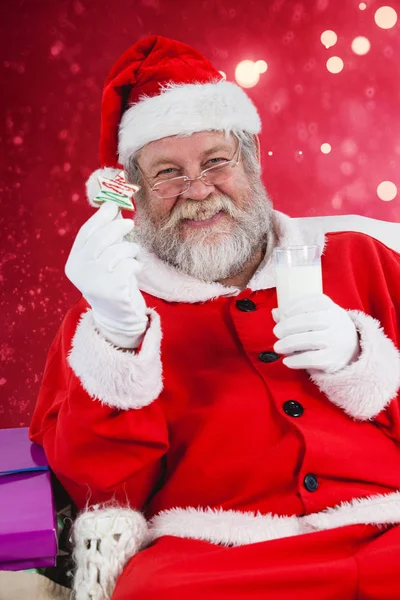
left=254, top=134, right=261, bottom=164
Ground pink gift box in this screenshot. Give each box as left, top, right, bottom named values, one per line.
left=0, top=427, right=57, bottom=570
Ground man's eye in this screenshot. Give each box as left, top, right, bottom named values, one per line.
left=156, top=167, right=178, bottom=177
left=207, top=157, right=228, bottom=166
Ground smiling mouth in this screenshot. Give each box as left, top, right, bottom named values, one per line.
left=182, top=210, right=226, bottom=227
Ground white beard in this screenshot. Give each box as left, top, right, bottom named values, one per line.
left=131, top=180, right=274, bottom=282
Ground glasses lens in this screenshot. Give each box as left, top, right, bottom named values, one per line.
left=202, top=161, right=236, bottom=186
left=153, top=178, right=190, bottom=199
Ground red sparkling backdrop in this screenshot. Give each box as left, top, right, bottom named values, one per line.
left=1, top=0, right=400, bottom=427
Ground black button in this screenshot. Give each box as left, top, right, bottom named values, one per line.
left=303, top=474, right=319, bottom=492
left=283, top=400, right=304, bottom=417
left=236, top=299, right=256, bottom=312
left=258, top=351, right=280, bottom=363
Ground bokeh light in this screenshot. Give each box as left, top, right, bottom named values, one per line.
left=326, top=56, right=344, bottom=73
left=331, top=193, right=343, bottom=209
left=374, top=6, right=398, bottom=29
left=377, top=181, right=397, bottom=201
left=255, top=60, right=268, bottom=73
left=235, top=60, right=260, bottom=88
left=320, top=30, right=338, bottom=48
left=359, top=2, right=367, bottom=10
left=341, top=139, right=358, bottom=157
left=294, top=150, right=304, bottom=163
left=218, top=70, right=227, bottom=80
left=321, top=143, right=332, bottom=154
left=351, top=36, right=371, bottom=55
left=340, top=162, right=355, bottom=176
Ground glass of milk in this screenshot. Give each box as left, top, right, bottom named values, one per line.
left=273, top=245, right=323, bottom=311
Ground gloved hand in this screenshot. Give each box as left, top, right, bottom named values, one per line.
left=272, top=294, right=360, bottom=373
left=65, top=202, right=148, bottom=349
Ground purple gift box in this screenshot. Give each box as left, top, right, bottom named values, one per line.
left=0, top=427, right=57, bottom=571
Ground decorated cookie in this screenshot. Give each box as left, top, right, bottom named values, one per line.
left=92, top=171, right=139, bottom=211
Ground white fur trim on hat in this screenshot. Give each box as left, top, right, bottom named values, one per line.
left=118, top=80, right=261, bottom=163
left=86, top=167, right=121, bottom=206
left=67, top=308, right=163, bottom=410
left=310, top=310, right=400, bottom=420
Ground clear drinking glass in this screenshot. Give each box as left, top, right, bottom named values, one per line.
left=273, top=245, right=323, bottom=311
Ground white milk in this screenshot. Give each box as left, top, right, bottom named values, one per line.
left=275, top=264, right=323, bottom=310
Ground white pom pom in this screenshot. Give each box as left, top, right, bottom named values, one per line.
left=86, top=167, right=121, bottom=206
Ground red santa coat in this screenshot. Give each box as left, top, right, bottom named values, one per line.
left=30, top=213, right=400, bottom=596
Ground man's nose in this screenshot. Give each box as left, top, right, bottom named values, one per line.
left=180, top=178, right=215, bottom=201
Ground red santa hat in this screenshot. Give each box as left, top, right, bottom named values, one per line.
left=86, top=35, right=261, bottom=205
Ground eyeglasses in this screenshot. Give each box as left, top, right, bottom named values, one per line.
left=139, top=141, right=241, bottom=199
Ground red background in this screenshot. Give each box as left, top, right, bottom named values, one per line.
left=1, top=0, right=399, bottom=428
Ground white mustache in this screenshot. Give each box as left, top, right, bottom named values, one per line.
left=161, top=194, right=239, bottom=229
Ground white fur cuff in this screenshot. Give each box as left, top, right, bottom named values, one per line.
left=310, top=310, right=400, bottom=420
left=68, top=308, right=163, bottom=410
left=73, top=504, right=150, bottom=600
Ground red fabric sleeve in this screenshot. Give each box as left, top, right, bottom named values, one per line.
left=325, top=232, right=400, bottom=441
left=29, top=298, right=169, bottom=511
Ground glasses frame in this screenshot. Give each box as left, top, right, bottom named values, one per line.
left=138, top=138, right=242, bottom=199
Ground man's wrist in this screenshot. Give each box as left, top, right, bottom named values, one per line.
left=93, top=322, right=147, bottom=350
left=92, top=311, right=149, bottom=349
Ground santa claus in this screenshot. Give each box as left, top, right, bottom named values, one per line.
left=30, top=36, right=400, bottom=600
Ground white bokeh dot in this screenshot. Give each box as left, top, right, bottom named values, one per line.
left=235, top=60, right=260, bottom=88
left=294, top=150, right=304, bottom=163
left=255, top=60, right=268, bottom=73
left=359, top=2, right=367, bottom=9
left=321, top=143, right=332, bottom=154
left=326, top=56, right=344, bottom=73
left=351, top=36, right=371, bottom=55
left=321, top=30, right=338, bottom=48
left=374, top=6, right=398, bottom=29
left=377, top=181, right=397, bottom=201
left=218, top=70, right=227, bottom=80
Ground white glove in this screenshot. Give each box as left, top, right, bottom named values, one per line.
left=272, top=294, right=360, bottom=373
left=65, top=202, right=148, bottom=349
